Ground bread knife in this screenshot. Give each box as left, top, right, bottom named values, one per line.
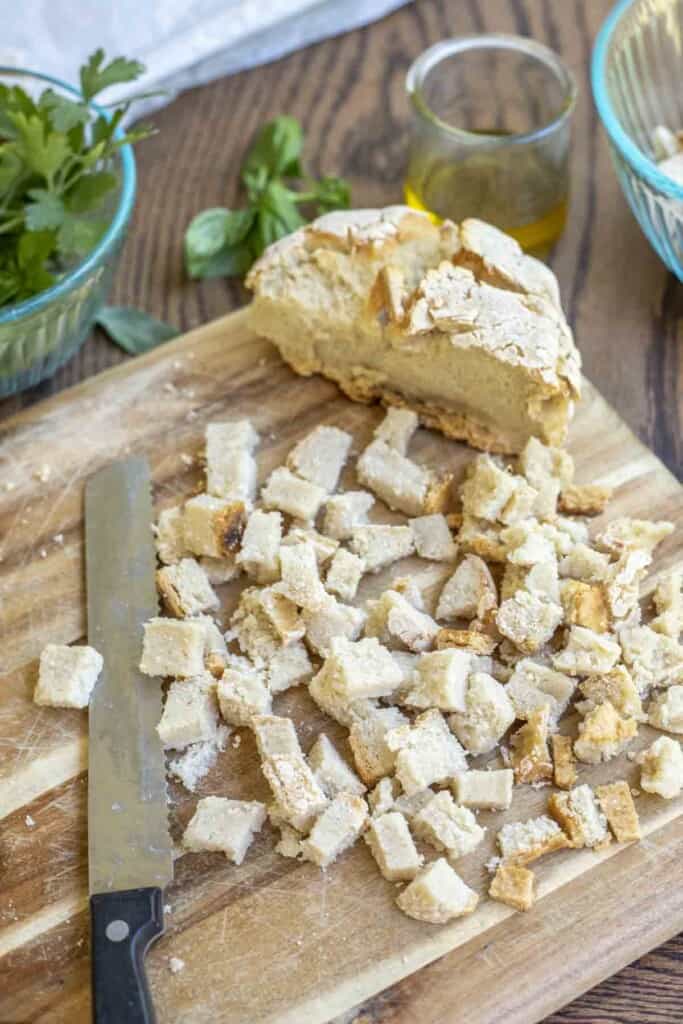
left=85, top=458, right=173, bottom=1024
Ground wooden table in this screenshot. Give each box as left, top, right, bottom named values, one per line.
left=1, top=1, right=681, bottom=1020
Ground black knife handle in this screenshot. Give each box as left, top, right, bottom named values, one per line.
left=90, top=887, right=164, bottom=1024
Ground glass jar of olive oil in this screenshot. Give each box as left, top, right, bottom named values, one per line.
left=405, top=35, right=577, bottom=254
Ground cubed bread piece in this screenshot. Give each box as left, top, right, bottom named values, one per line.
left=489, top=864, right=536, bottom=912
left=274, top=824, right=305, bottom=860
left=547, top=784, right=610, bottom=848
left=501, top=519, right=557, bottom=567
left=183, top=796, right=266, bottom=864
left=154, top=505, right=189, bottom=564
left=364, top=811, right=423, bottom=881
left=396, top=858, right=478, bottom=924
left=651, top=570, right=683, bottom=638
left=157, top=676, right=218, bottom=749
left=261, top=754, right=329, bottom=832
left=266, top=642, right=313, bottom=693
left=34, top=643, right=103, bottom=709
left=505, top=659, right=576, bottom=728
left=392, top=575, right=425, bottom=610
left=205, top=419, right=259, bottom=499
left=301, top=793, right=368, bottom=867
left=286, top=425, right=352, bottom=492
left=637, top=736, right=683, bottom=798
left=457, top=515, right=507, bottom=562
left=510, top=706, right=553, bottom=783
left=409, top=514, right=458, bottom=562
left=303, top=596, right=366, bottom=657
left=393, top=789, right=436, bottom=820
left=283, top=525, right=339, bottom=567
left=388, top=709, right=468, bottom=794
left=199, top=554, right=241, bottom=585
left=502, top=560, right=560, bottom=604
left=552, top=626, right=621, bottom=676
left=387, top=651, right=419, bottom=695
left=183, top=496, right=247, bottom=560
left=326, top=635, right=403, bottom=701
left=453, top=769, right=514, bottom=810
left=308, top=734, right=366, bottom=797
left=308, top=662, right=378, bottom=727
left=573, top=700, right=638, bottom=764
left=217, top=667, right=272, bottom=726
left=619, top=625, right=683, bottom=696
left=157, top=558, right=219, bottom=618
left=350, top=524, right=415, bottom=573
left=252, top=714, right=301, bottom=759
left=261, top=467, right=327, bottom=522
left=604, top=549, right=651, bottom=622
left=230, top=588, right=280, bottom=664
left=322, top=490, right=375, bottom=541
left=257, top=587, right=305, bottom=644
left=519, top=436, right=574, bottom=489
left=560, top=579, right=610, bottom=633
left=276, top=541, right=328, bottom=611
left=374, top=407, right=418, bottom=454
left=551, top=734, right=577, bottom=790
left=436, top=554, right=498, bottom=621
left=461, top=454, right=517, bottom=522
left=349, top=706, right=408, bottom=785
left=595, top=517, right=674, bottom=557
left=558, top=484, right=612, bottom=516
left=237, top=509, right=282, bottom=584
left=595, top=781, right=641, bottom=842
left=140, top=617, right=206, bottom=678
left=368, top=776, right=401, bottom=816
left=649, top=685, right=683, bottom=733
left=412, top=791, right=485, bottom=858
left=402, top=648, right=473, bottom=712
left=576, top=666, right=644, bottom=720
left=167, top=725, right=230, bottom=792
left=450, top=672, right=515, bottom=754
left=365, top=590, right=440, bottom=653
left=496, top=590, right=563, bottom=655
left=357, top=439, right=431, bottom=516
left=558, top=543, right=611, bottom=585
left=325, top=548, right=365, bottom=602
left=497, top=815, right=571, bottom=865
left=435, top=629, right=498, bottom=656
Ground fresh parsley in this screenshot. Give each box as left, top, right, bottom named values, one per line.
left=184, top=116, right=350, bottom=280
left=0, top=51, right=152, bottom=307
left=95, top=306, right=178, bottom=354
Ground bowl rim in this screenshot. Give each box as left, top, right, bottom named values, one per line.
left=591, top=0, right=683, bottom=200
left=0, top=66, right=136, bottom=324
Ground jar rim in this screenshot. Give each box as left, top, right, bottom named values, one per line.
left=406, top=34, right=578, bottom=146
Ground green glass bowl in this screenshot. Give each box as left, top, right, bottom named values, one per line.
left=0, top=69, right=136, bottom=398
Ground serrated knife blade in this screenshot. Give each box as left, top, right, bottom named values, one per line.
left=86, top=457, right=172, bottom=1024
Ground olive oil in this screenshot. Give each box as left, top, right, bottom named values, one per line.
left=404, top=129, right=569, bottom=255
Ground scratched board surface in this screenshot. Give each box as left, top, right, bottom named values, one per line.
left=1, top=308, right=682, bottom=1024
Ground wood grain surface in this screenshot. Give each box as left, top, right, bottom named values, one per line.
left=0, top=309, right=682, bottom=1024
left=0, top=0, right=681, bottom=1020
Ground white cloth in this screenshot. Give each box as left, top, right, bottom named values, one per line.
left=2, top=0, right=409, bottom=119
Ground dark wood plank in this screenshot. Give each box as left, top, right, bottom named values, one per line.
left=0, top=1, right=681, bottom=1021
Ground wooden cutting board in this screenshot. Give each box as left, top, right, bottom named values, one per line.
left=1, top=307, right=682, bottom=1024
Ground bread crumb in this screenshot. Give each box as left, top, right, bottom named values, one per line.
left=168, top=957, right=185, bottom=974
left=25, top=814, right=36, bottom=828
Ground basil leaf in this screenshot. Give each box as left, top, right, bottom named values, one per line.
left=184, top=208, right=254, bottom=278
left=80, top=50, right=146, bottom=102
left=190, top=240, right=254, bottom=279
left=95, top=306, right=179, bottom=355
left=242, top=116, right=303, bottom=186
left=314, top=175, right=351, bottom=214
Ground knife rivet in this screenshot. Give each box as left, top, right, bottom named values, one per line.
left=106, top=920, right=130, bottom=942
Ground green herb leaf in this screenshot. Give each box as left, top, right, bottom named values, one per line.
left=57, top=216, right=107, bottom=257
left=95, top=306, right=179, bottom=355
left=66, top=171, right=118, bottom=213
left=80, top=50, right=146, bottom=102
left=40, top=90, right=90, bottom=133
left=313, top=175, right=351, bottom=214
left=10, top=113, right=70, bottom=183
left=25, top=189, right=66, bottom=230
left=184, top=207, right=254, bottom=278
left=242, top=116, right=303, bottom=188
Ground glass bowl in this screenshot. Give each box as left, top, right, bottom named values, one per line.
left=0, top=69, right=136, bottom=398
left=592, top=0, right=683, bottom=279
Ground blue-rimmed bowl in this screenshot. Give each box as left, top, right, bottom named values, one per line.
left=0, top=69, right=136, bottom=397
left=592, top=0, right=683, bottom=279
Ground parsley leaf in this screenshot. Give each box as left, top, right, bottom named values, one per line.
left=80, top=50, right=146, bottom=102
left=95, top=306, right=179, bottom=354
left=25, top=189, right=65, bottom=230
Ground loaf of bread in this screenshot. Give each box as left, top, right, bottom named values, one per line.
left=246, top=207, right=581, bottom=453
